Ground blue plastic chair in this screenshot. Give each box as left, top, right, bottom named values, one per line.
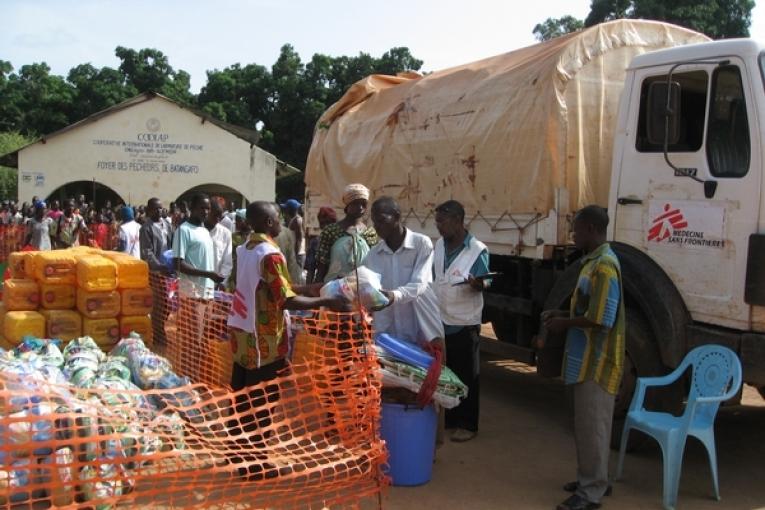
left=615, top=345, right=742, bottom=510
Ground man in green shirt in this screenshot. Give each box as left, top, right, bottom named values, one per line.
left=544, top=205, right=625, bottom=510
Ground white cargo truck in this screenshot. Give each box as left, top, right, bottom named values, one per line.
left=305, top=19, right=765, bottom=437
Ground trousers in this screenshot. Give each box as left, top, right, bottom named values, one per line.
left=573, top=379, right=616, bottom=503
left=444, top=325, right=480, bottom=432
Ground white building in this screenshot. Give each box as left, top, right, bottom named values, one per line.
left=1, top=92, right=295, bottom=208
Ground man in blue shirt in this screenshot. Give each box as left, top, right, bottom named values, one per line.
left=433, top=200, right=490, bottom=442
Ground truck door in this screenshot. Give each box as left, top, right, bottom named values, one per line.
left=612, top=58, right=761, bottom=330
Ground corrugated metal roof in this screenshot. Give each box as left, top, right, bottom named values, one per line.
left=0, top=91, right=262, bottom=167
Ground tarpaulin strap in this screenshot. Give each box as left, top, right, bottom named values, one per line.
left=416, top=342, right=443, bottom=407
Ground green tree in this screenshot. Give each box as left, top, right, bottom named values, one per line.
left=198, top=63, right=273, bottom=128
left=67, top=63, right=137, bottom=120
left=535, top=0, right=753, bottom=41
left=0, top=44, right=424, bottom=181
left=2, top=63, right=74, bottom=135
left=0, top=132, right=34, bottom=201
left=115, top=47, right=193, bottom=103
left=533, top=15, right=585, bottom=41
left=584, top=0, right=633, bottom=26
left=629, top=0, right=753, bottom=38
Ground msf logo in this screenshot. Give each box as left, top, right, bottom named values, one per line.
left=648, top=203, right=688, bottom=242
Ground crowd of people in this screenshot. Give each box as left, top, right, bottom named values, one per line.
left=218, top=183, right=493, bottom=450
left=218, top=184, right=624, bottom=510
left=4, top=185, right=624, bottom=510
left=2, top=194, right=241, bottom=254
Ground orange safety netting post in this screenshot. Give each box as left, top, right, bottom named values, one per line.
left=0, top=271, right=388, bottom=509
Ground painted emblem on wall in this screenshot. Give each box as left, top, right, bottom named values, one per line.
left=146, top=118, right=161, bottom=132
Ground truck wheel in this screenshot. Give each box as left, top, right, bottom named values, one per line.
left=491, top=319, right=515, bottom=343
left=610, top=309, right=683, bottom=451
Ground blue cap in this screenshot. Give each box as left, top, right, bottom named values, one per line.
left=280, top=199, right=301, bottom=211
left=121, top=205, right=135, bottom=221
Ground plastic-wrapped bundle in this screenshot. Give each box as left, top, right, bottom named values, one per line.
left=151, top=411, right=186, bottom=451
left=3, top=403, right=55, bottom=452
left=0, top=358, right=72, bottom=414
left=149, top=372, right=200, bottom=420
left=39, top=447, right=76, bottom=507
left=91, top=374, right=148, bottom=410
left=109, top=334, right=146, bottom=359
left=374, top=345, right=469, bottom=409
left=80, top=461, right=131, bottom=508
left=12, top=337, right=64, bottom=368
left=63, top=336, right=105, bottom=359
left=98, top=356, right=132, bottom=382
left=127, top=350, right=173, bottom=389
left=320, top=266, right=389, bottom=310
left=63, top=337, right=106, bottom=389
left=0, top=459, right=36, bottom=505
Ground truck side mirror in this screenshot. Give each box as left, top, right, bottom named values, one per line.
left=647, top=81, right=681, bottom=146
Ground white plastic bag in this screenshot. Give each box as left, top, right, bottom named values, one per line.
left=320, top=266, right=389, bottom=309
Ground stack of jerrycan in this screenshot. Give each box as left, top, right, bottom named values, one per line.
left=0, top=247, right=152, bottom=352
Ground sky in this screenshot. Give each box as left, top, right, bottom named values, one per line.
left=3, top=0, right=765, bottom=92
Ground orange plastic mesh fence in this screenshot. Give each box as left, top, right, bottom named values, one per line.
left=0, top=271, right=387, bottom=509
left=0, top=225, right=25, bottom=262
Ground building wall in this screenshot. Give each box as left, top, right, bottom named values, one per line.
left=18, top=97, right=276, bottom=205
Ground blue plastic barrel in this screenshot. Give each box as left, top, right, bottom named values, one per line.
left=380, top=402, right=437, bottom=486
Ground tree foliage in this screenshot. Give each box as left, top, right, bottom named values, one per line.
left=0, top=132, right=34, bottom=201
left=533, top=16, right=585, bottom=41
left=534, top=0, right=753, bottom=41
left=0, top=45, right=423, bottom=199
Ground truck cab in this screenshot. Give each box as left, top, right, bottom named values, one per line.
left=609, top=40, right=765, bottom=387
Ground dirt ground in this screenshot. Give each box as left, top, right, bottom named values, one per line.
left=381, top=352, right=765, bottom=510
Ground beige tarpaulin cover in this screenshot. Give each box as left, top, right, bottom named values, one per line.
left=306, top=20, right=709, bottom=216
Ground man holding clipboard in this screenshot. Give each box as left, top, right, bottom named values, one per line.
left=433, top=200, right=493, bottom=443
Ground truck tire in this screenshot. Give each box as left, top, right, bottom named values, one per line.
left=491, top=319, right=516, bottom=344
left=610, top=309, right=670, bottom=451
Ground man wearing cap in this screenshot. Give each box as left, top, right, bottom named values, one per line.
left=281, top=199, right=305, bottom=271
left=315, top=183, right=377, bottom=283
left=118, top=206, right=142, bottom=258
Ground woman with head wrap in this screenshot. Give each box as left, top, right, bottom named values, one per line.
left=314, top=184, right=378, bottom=282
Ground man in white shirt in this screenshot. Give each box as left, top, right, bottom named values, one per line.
left=118, top=206, right=142, bottom=258
left=219, top=200, right=236, bottom=232
left=363, top=196, right=443, bottom=348
left=205, top=199, right=233, bottom=289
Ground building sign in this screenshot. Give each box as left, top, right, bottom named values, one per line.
left=647, top=200, right=725, bottom=249
left=91, top=118, right=204, bottom=175
left=21, top=172, right=45, bottom=187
